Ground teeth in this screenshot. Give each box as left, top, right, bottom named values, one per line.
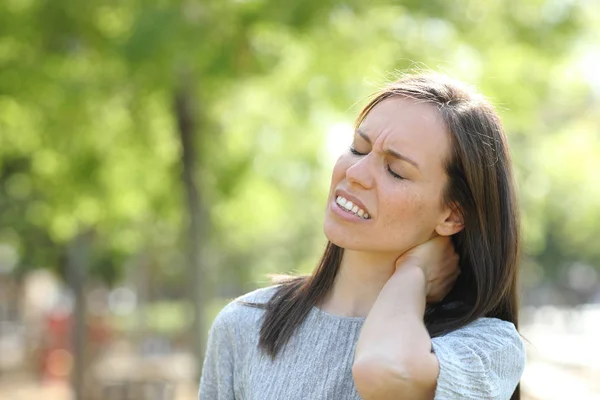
left=335, top=196, right=370, bottom=219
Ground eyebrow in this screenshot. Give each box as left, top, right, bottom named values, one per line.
left=356, top=128, right=421, bottom=170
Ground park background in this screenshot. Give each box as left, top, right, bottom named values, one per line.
left=0, top=0, right=599, bottom=399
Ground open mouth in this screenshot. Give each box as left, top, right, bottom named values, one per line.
left=335, top=196, right=370, bottom=219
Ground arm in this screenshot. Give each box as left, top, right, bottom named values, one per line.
left=352, top=263, right=438, bottom=400
left=198, top=306, right=236, bottom=400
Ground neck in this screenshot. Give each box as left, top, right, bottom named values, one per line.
left=318, top=248, right=399, bottom=318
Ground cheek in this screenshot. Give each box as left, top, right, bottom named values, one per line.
left=330, top=156, right=351, bottom=188
left=381, top=188, right=429, bottom=231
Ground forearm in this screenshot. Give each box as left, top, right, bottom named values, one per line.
left=353, top=264, right=438, bottom=399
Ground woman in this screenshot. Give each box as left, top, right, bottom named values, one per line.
left=199, top=73, right=526, bottom=399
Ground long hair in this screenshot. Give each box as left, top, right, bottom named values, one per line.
left=243, top=73, right=521, bottom=399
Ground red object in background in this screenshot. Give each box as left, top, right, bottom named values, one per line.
left=46, top=312, right=71, bottom=348
left=40, top=311, right=72, bottom=380
left=39, top=311, right=113, bottom=380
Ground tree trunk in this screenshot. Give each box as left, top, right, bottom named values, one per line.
left=174, top=76, right=207, bottom=381
left=67, top=230, right=91, bottom=400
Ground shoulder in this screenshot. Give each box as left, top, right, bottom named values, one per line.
left=432, top=318, right=526, bottom=400
left=200, top=286, right=281, bottom=396
left=210, top=284, right=281, bottom=335
left=235, top=284, right=282, bottom=304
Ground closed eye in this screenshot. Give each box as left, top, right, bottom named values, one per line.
left=387, top=166, right=405, bottom=180
left=349, top=147, right=367, bottom=156
left=349, top=147, right=405, bottom=180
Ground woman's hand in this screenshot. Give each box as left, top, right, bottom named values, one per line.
left=395, top=235, right=460, bottom=304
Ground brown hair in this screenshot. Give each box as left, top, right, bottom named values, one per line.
left=242, top=73, right=521, bottom=399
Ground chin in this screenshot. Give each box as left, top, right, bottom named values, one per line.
left=323, top=219, right=346, bottom=248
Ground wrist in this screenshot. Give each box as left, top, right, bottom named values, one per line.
left=393, top=262, right=428, bottom=296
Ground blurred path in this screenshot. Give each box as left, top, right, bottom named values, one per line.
left=0, top=374, right=70, bottom=400
left=521, top=305, right=600, bottom=400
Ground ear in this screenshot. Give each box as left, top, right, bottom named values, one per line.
left=435, top=203, right=464, bottom=236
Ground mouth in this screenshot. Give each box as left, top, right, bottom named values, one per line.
left=334, top=194, right=371, bottom=220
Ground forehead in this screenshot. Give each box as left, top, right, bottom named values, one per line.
left=359, top=97, right=451, bottom=173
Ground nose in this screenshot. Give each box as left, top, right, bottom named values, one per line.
left=345, top=155, right=374, bottom=189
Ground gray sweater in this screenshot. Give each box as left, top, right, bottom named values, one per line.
left=199, top=285, right=525, bottom=400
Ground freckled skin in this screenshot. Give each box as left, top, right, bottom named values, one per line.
left=324, top=97, right=453, bottom=256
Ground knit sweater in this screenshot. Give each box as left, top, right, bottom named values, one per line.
left=198, top=285, right=526, bottom=400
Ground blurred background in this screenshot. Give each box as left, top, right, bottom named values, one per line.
left=1, top=0, right=599, bottom=399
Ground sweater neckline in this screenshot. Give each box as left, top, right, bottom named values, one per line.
left=310, top=305, right=366, bottom=322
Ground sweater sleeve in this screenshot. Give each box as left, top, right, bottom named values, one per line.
left=431, top=318, right=526, bottom=400
left=198, top=305, right=236, bottom=400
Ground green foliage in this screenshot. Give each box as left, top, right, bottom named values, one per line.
left=1, top=0, right=599, bottom=299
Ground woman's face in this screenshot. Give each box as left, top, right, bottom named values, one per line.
left=324, top=96, right=456, bottom=255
